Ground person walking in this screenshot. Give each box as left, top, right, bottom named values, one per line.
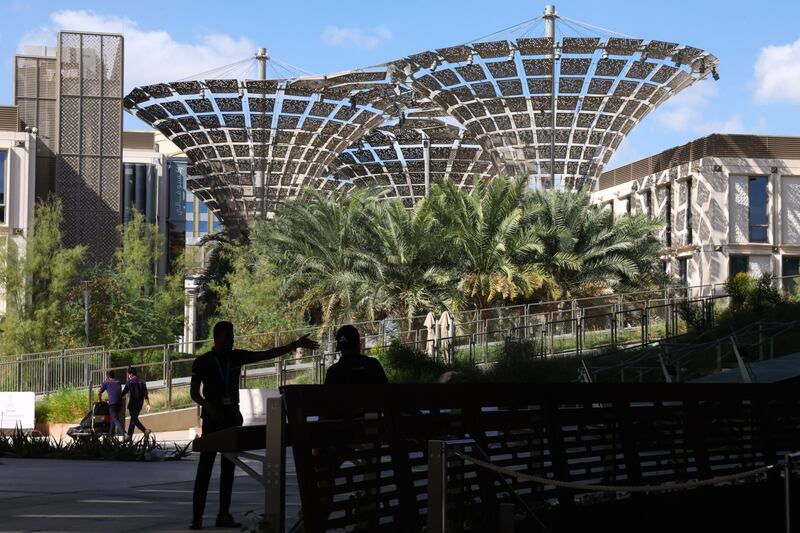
left=98, top=370, right=125, bottom=438
left=188, top=321, right=319, bottom=530
left=121, top=367, right=151, bottom=439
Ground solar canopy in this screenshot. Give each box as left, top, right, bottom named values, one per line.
left=124, top=23, right=717, bottom=226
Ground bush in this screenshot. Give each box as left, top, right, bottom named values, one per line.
left=373, top=339, right=579, bottom=384
left=0, top=426, right=190, bottom=461
left=721, top=272, right=783, bottom=324
left=35, top=388, right=88, bottom=424
left=372, top=342, right=454, bottom=383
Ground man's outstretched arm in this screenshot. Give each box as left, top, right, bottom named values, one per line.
left=234, top=334, right=320, bottom=365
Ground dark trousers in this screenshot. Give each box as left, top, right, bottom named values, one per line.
left=108, top=404, right=125, bottom=436
left=127, top=405, right=147, bottom=437
left=192, top=409, right=243, bottom=520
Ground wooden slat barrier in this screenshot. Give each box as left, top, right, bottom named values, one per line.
left=282, top=383, right=800, bottom=532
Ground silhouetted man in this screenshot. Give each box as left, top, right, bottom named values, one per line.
left=121, top=367, right=151, bottom=439
left=324, top=325, right=388, bottom=385
left=189, top=321, right=319, bottom=530
left=98, top=370, right=125, bottom=437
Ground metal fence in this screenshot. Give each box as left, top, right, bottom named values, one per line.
left=5, top=275, right=799, bottom=396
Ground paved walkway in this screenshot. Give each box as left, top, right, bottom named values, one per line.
left=0, top=450, right=300, bottom=532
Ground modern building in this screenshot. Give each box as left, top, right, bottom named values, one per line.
left=592, top=134, right=800, bottom=293
left=13, top=46, right=57, bottom=201
left=0, top=106, right=37, bottom=314
left=124, top=5, right=719, bottom=228
left=13, top=33, right=124, bottom=262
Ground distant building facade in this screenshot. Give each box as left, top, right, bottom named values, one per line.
left=13, top=33, right=124, bottom=262
left=0, top=106, right=36, bottom=315
left=593, top=134, right=800, bottom=293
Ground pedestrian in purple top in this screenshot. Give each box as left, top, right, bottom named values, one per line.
left=98, top=370, right=125, bottom=437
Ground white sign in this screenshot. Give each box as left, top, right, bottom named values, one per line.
left=0, top=392, right=35, bottom=430
left=238, top=388, right=280, bottom=425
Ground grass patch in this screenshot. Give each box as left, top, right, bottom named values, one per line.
left=35, top=388, right=88, bottom=424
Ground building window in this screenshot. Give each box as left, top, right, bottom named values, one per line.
left=665, top=184, right=672, bottom=247
left=0, top=149, right=6, bottom=224
left=644, top=189, right=652, bottom=216
left=625, top=196, right=632, bottom=216
left=730, top=255, right=749, bottom=278
left=783, top=256, right=800, bottom=294
left=678, top=257, right=689, bottom=287
left=749, top=176, right=768, bottom=242
left=686, top=178, right=693, bottom=245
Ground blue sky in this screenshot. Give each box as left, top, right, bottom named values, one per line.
left=1, top=0, right=799, bottom=168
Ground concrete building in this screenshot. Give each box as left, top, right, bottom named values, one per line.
left=0, top=106, right=37, bottom=314
left=593, top=134, right=800, bottom=293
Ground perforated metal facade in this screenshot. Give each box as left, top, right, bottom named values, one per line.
left=56, top=32, right=123, bottom=261
left=14, top=54, right=58, bottom=200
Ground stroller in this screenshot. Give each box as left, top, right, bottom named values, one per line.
left=66, top=401, right=112, bottom=440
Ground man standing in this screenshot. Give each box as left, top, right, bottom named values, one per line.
left=121, top=367, right=151, bottom=439
left=189, top=321, right=319, bottom=530
left=98, top=370, right=125, bottom=438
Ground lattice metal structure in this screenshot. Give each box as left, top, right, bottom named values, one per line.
left=397, top=35, right=717, bottom=189
left=124, top=70, right=401, bottom=226
left=320, top=118, right=494, bottom=207
left=124, top=8, right=718, bottom=227
left=56, top=32, right=124, bottom=261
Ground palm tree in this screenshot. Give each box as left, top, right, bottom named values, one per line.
left=425, top=177, right=550, bottom=310
left=256, top=189, right=383, bottom=327
left=525, top=189, right=665, bottom=297
left=367, top=201, right=451, bottom=321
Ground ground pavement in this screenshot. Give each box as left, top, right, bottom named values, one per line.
left=0, top=446, right=301, bottom=532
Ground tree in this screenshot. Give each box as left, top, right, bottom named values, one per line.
left=425, top=177, right=550, bottom=310
left=526, top=190, right=665, bottom=297
left=0, top=197, right=86, bottom=354
left=256, top=189, right=384, bottom=326
left=366, top=201, right=451, bottom=320
left=206, top=243, right=302, bottom=339
left=89, top=212, right=184, bottom=349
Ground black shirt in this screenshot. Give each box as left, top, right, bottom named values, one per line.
left=192, top=348, right=268, bottom=417
left=122, top=377, right=149, bottom=409
left=324, top=354, right=389, bottom=385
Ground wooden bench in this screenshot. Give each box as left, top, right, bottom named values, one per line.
left=277, top=383, right=800, bottom=532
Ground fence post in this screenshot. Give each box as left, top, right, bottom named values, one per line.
left=162, top=344, right=168, bottom=388
left=427, top=439, right=448, bottom=533
left=265, top=396, right=285, bottom=533
left=166, top=357, right=173, bottom=411
left=43, top=356, right=49, bottom=395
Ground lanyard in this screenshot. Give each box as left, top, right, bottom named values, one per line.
left=213, top=355, right=230, bottom=389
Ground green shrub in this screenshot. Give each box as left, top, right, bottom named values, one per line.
left=35, top=388, right=89, bottom=424
left=721, top=272, right=784, bottom=325
left=0, top=426, right=190, bottom=461
left=373, top=342, right=454, bottom=383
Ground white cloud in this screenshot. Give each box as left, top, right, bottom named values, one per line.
left=754, top=38, right=800, bottom=104
left=321, top=25, right=392, bottom=49
left=651, top=81, right=745, bottom=135
left=18, top=10, right=254, bottom=91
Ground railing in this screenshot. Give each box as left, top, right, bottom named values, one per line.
left=586, top=318, right=800, bottom=383
left=5, top=274, right=799, bottom=396
left=2, top=291, right=733, bottom=396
